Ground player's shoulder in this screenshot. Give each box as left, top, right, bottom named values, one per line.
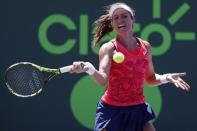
left=137, top=37, right=150, bottom=47
left=100, top=40, right=115, bottom=53
left=137, top=37, right=152, bottom=55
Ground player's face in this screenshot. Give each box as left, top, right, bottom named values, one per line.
left=111, top=8, right=134, bottom=35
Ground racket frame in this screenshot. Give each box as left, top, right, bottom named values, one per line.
left=5, top=62, right=61, bottom=97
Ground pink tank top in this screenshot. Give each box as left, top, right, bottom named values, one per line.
left=101, top=37, right=149, bottom=106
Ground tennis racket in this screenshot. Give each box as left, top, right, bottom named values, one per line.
left=5, top=62, right=81, bottom=97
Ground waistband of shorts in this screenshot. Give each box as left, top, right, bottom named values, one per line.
left=100, top=100, right=145, bottom=109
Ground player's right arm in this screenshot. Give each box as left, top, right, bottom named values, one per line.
left=91, top=42, right=114, bottom=87
left=70, top=42, right=114, bottom=87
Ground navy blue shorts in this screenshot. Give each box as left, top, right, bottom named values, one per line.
left=94, top=101, right=155, bottom=131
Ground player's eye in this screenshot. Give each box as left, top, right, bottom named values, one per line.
left=122, top=15, right=128, bottom=19
left=113, top=16, right=119, bottom=21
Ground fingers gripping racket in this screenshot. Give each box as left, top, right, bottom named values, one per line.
left=5, top=62, right=76, bottom=97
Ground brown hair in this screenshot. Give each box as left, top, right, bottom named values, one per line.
left=92, top=2, right=135, bottom=46
left=92, top=14, right=113, bottom=46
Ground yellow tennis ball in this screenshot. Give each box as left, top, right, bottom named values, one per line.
left=113, top=52, right=125, bottom=63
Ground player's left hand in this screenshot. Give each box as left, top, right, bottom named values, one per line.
left=166, top=72, right=190, bottom=91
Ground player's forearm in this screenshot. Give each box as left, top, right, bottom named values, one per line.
left=84, top=62, right=108, bottom=87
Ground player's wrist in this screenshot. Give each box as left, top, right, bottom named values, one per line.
left=160, top=73, right=170, bottom=84
left=85, top=63, right=96, bottom=75
left=156, top=73, right=170, bottom=84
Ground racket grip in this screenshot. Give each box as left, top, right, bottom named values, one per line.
left=59, top=63, right=84, bottom=73
left=59, top=65, right=73, bottom=73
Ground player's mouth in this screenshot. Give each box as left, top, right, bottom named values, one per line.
left=118, top=25, right=126, bottom=29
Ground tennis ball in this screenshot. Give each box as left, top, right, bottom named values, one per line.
left=113, top=52, right=125, bottom=63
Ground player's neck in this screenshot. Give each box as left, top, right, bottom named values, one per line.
left=116, top=35, right=138, bottom=50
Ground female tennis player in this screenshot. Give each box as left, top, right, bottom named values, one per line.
left=70, top=2, right=190, bottom=131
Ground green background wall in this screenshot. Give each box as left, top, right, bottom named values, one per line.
left=0, top=0, right=196, bottom=130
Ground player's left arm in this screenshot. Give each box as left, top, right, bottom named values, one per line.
left=144, top=41, right=160, bottom=86
left=144, top=41, right=190, bottom=91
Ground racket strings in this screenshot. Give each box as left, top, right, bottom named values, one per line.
left=6, top=64, right=45, bottom=96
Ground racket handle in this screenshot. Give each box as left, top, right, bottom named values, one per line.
left=59, top=65, right=73, bottom=73
left=59, top=63, right=84, bottom=73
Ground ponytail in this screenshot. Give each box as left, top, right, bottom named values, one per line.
left=92, top=14, right=113, bottom=46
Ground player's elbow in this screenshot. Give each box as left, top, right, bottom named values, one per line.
left=96, top=78, right=108, bottom=87
left=93, top=72, right=108, bottom=87
left=146, top=75, right=156, bottom=86
left=95, top=78, right=107, bottom=87
left=100, top=80, right=107, bottom=87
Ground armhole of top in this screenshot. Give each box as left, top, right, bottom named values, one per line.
left=136, top=37, right=149, bottom=55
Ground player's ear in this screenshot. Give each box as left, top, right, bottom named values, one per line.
left=130, top=13, right=135, bottom=21
left=132, top=17, right=136, bottom=28
left=109, top=21, right=113, bottom=29
left=109, top=19, right=114, bottom=30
